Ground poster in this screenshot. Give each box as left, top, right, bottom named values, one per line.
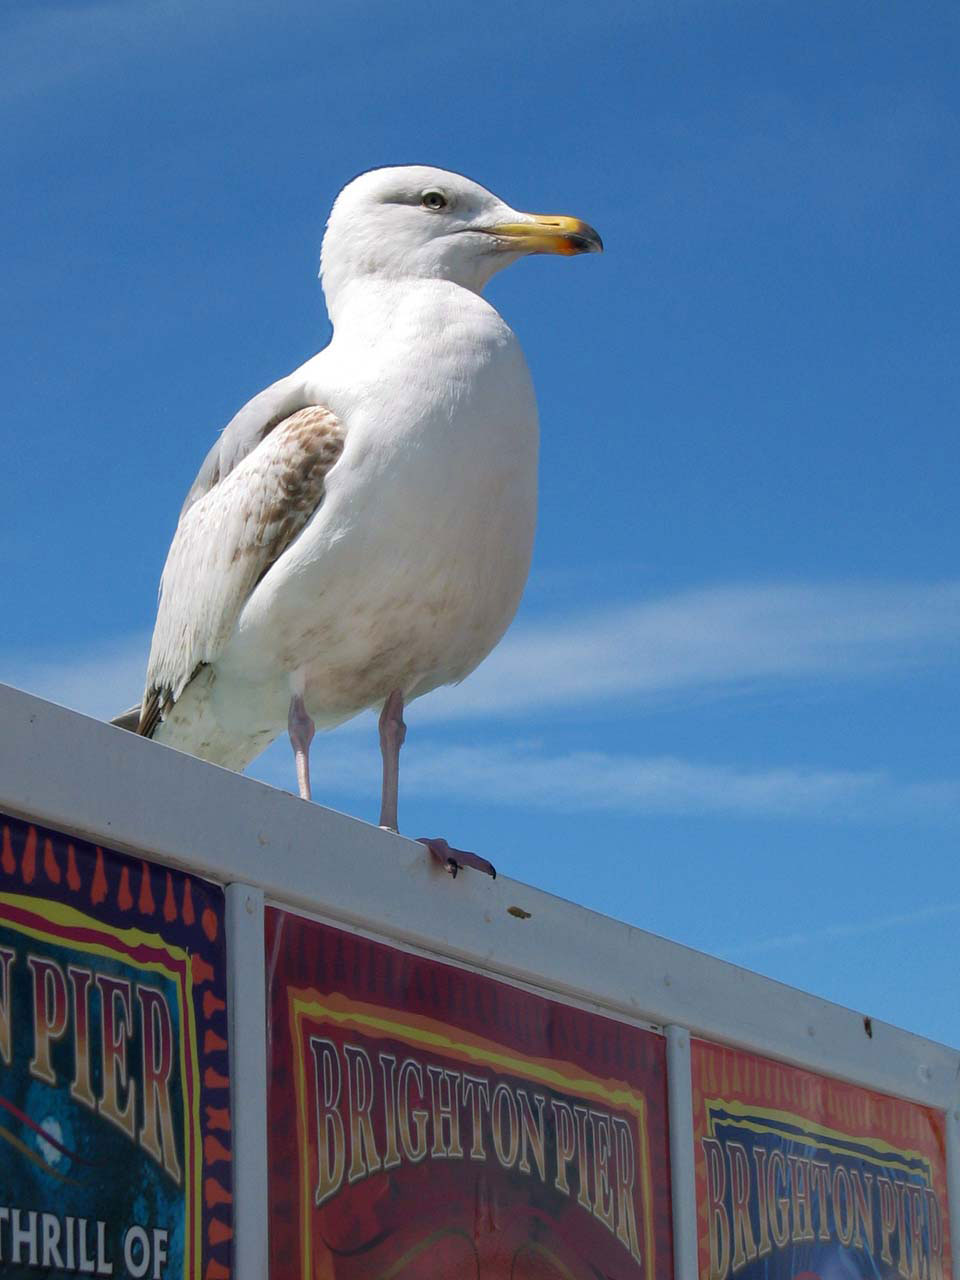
left=0, top=811, right=233, bottom=1279
left=692, top=1038, right=951, bottom=1280
left=266, top=910, right=673, bottom=1279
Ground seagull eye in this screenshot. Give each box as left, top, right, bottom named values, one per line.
left=421, top=189, right=449, bottom=212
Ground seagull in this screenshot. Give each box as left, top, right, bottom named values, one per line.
left=115, top=166, right=601, bottom=872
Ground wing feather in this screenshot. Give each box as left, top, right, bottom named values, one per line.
left=179, top=371, right=314, bottom=515
left=140, top=405, right=345, bottom=736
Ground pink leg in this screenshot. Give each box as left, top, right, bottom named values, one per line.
left=377, top=689, right=496, bottom=878
left=378, top=689, right=406, bottom=831
left=288, top=693, right=315, bottom=801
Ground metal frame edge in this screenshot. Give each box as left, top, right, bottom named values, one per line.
left=666, top=1025, right=699, bottom=1280
left=226, top=883, right=268, bottom=1280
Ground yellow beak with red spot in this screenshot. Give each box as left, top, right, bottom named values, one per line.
left=482, top=213, right=603, bottom=256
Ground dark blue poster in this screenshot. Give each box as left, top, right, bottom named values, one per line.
left=692, top=1039, right=951, bottom=1280
left=0, top=811, right=233, bottom=1278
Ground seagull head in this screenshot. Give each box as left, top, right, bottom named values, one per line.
left=320, top=165, right=602, bottom=311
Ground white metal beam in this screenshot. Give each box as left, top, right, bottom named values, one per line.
left=1, top=681, right=957, bottom=1111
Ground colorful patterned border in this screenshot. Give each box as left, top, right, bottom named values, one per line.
left=0, top=812, right=233, bottom=1279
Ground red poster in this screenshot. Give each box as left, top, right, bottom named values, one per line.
left=691, top=1039, right=952, bottom=1280
left=266, top=910, right=672, bottom=1279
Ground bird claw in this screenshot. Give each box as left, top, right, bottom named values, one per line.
left=417, top=838, right=497, bottom=880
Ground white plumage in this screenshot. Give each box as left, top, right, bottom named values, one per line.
left=124, top=165, right=601, bottom=832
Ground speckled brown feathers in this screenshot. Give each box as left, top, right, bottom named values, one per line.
left=138, top=405, right=346, bottom=737
left=243, top=408, right=345, bottom=586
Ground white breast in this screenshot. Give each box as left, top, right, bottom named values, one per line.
left=210, top=280, right=539, bottom=735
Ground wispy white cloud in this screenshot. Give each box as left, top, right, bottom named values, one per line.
left=1, top=2, right=183, bottom=106
left=4, top=579, right=956, bottom=827
left=0, top=631, right=149, bottom=721
left=0, top=0, right=315, bottom=108
left=418, top=580, right=960, bottom=722
left=724, top=900, right=960, bottom=959
left=0, top=0, right=728, bottom=110
left=2, top=579, right=958, bottom=728
left=251, top=736, right=960, bottom=826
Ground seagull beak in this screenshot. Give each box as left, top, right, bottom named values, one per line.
left=481, top=213, right=604, bottom=256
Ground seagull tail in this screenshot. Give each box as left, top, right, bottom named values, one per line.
left=110, top=704, right=142, bottom=734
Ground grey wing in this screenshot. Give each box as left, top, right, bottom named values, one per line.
left=179, top=370, right=316, bottom=516
left=139, top=405, right=346, bottom=737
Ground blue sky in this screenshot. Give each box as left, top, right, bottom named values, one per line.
left=2, top=2, right=958, bottom=1046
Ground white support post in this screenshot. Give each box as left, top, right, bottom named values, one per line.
left=666, top=1025, right=699, bottom=1280
left=226, top=883, right=269, bottom=1280
left=948, top=1106, right=960, bottom=1280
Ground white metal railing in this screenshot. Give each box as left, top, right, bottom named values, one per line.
left=2, top=679, right=959, bottom=1280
